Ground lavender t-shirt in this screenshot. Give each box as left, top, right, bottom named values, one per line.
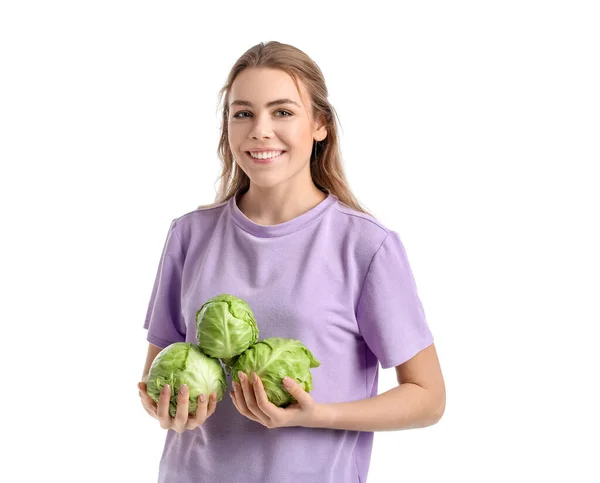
left=143, top=189, right=434, bottom=483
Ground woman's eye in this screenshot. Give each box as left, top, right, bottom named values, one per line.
left=232, top=110, right=292, bottom=119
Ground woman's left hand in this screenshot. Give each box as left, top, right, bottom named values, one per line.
left=231, top=371, right=325, bottom=429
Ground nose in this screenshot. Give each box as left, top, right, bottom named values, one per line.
left=248, top=112, right=274, bottom=139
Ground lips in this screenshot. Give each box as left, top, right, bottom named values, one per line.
left=245, top=151, right=286, bottom=164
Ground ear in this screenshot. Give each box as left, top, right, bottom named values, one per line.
left=313, top=113, right=328, bottom=142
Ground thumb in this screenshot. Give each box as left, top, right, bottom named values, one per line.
left=282, top=377, right=311, bottom=404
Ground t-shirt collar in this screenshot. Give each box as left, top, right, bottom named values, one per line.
left=229, top=189, right=337, bottom=237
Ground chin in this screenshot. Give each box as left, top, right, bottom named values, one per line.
left=247, top=177, right=285, bottom=189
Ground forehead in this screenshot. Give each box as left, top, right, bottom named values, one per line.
left=230, top=67, right=309, bottom=106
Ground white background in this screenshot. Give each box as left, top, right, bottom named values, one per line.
left=1, top=1, right=598, bottom=482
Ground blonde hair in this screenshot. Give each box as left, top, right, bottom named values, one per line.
left=198, top=41, right=372, bottom=216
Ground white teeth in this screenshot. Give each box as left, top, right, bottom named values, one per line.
left=248, top=151, right=284, bottom=159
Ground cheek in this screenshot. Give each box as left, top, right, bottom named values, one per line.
left=227, top=127, right=241, bottom=147
left=228, top=121, right=246, bottom=140
left=282, top=128, right=313, bottom=154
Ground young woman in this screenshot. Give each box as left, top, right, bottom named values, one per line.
left=138, top=41, right=445, bottom=483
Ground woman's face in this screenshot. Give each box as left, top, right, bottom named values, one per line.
left=227, top=67, right=327, bottom=189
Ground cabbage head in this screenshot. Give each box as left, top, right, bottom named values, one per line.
left=195, top=294, right=259, bottom=372
left=232, top=337, right=320, bottom=407
left=146, top=342, right=227, bottom=417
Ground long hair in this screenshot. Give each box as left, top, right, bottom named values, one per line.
left=198, top=41, right=372, bottom=216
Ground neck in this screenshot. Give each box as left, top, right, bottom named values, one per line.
left=237, top=184, right=327, bottom=226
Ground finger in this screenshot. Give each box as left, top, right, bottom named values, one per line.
left=139, top=383, right=157, bottom=406
left=252, top=373, right=281, bottom=420
left=232, top=380, right=248, bottom=413
left=187, top=393, right=208, bottom=429
left=282, top=377, right=312, bottom=406
left=138, top=382, right=152, bottom=402
left=157, top=384, right=172, bottom=428
left=239, top=372, right=270, bottom=425
left=230, top=389, right=241, bottom=412
left=239, top=372, right=259, bottom=412
left=231, top=390, right=260, bottom=424
left=173, top=384, right=190, bottom=432
left=206, top=392, right=218, bottom=418
left=138, top=382, right=158, bottom=416
left=232, top=381, right=260, bottom=423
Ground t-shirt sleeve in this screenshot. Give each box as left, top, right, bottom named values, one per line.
left=142, top=218, right=187, bottom=348
left=356, top=230, right=434, bottom=369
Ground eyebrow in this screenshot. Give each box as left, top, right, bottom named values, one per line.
left=229, top=98, right=302, bottom=109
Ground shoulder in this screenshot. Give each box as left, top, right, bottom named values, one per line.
left=169, top=198, right=230, bottom=242
left=330, top=198, right=396, bottom=254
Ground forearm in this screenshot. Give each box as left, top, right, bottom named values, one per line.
left=141, top=343, right=163, bottom=381
left=313, top=383, right=443, bottom=432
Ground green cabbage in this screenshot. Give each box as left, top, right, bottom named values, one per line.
left=232, top=337, right=320, bottom=407
left=195, top=294, right=259, bottom=372
left=146, top=342, right=227, bottom=417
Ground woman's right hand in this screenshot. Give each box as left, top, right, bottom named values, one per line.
left=137, top=381, right=218, bottom=433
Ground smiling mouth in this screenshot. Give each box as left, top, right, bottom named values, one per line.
left=245, top=151, right=286, bottom=163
